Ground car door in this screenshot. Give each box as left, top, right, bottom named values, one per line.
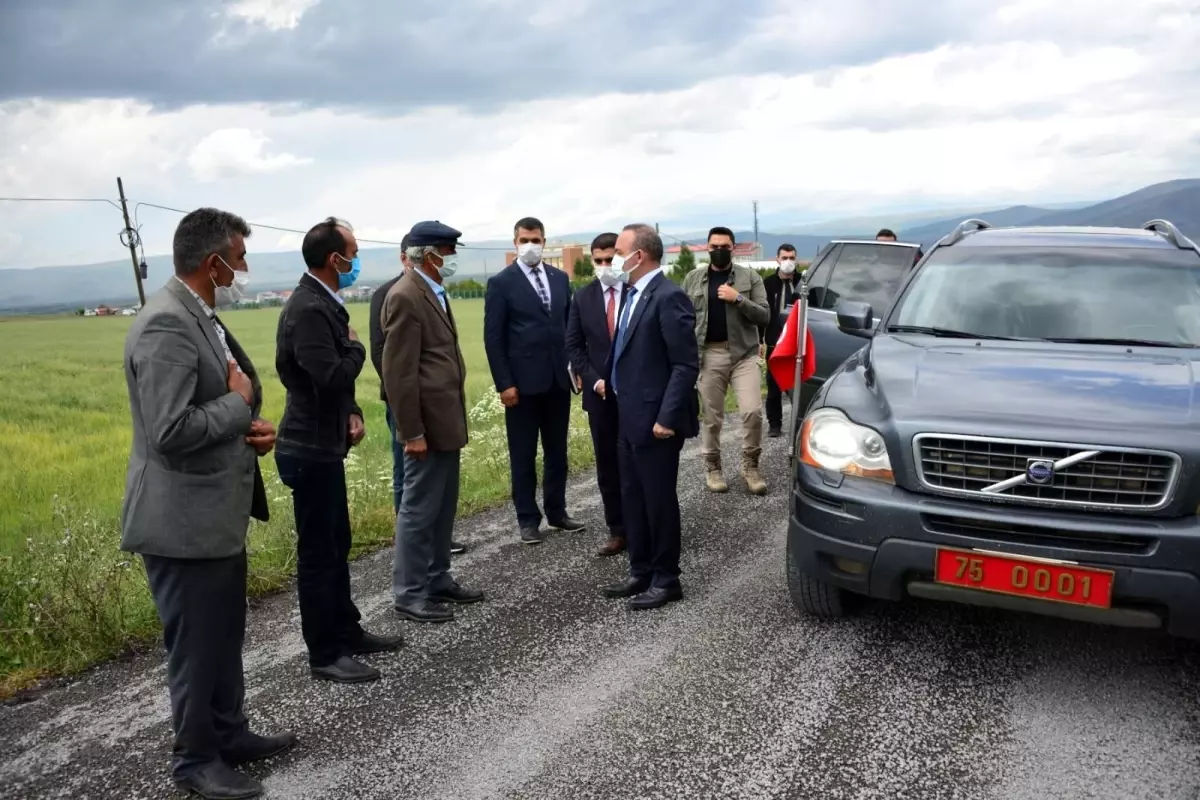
left=800, top=242, right=917, bottom=410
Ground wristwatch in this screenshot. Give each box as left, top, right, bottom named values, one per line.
left=735, top=294, right=744, bottom=305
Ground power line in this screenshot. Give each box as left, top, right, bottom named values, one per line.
left=0, top=196, right=123, bottom=211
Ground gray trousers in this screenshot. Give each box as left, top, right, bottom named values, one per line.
left=142, top=552, right=249, bottom=779
left=392, top=449, right=461, bottom=605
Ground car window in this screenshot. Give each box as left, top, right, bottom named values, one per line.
left=804, top=243, right=838, bottom=289
left=814, top=243, right=917, bottom=311
left=890, top=246, right=1200, bottom=345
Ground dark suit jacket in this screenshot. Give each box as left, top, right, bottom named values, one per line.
left=608, top=272, right=700, bottom=447
left=565, top=278, right=622, bottom=415
left=369, top=273, right=402, bottom=401
left=483, top=262, right=573, bottom=395
left=381, top=271, right=469, bottom=452
left=761, top=271, right=801, bottom=345
left=121, top=280, right=268, bottom=559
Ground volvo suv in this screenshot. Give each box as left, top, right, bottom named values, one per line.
left=787, top=219, right=1200, bottom=639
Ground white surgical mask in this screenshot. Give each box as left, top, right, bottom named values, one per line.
left=779, top=258, right=796, bottom=275
left=213, top=256, right=250, bottom=308
left=518, top=242, right=543, bottom=267
left=596, top=266, right=624, bottom=288
left=611, top=250, right=639, bottom=279
left=436, top=252, right=459, bottom=279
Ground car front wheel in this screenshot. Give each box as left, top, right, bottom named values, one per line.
left=786, top=536, right=858, bottom=617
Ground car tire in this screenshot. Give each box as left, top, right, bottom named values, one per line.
left=786, top=537, right=856, bottom=617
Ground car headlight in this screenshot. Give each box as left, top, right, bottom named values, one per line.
left=799, top=408, right=894, bottom=483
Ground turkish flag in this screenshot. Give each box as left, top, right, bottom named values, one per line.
left=768, top=303, right=816, bottom=392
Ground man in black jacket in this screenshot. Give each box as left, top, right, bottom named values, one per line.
left=760, top=243, right=801, bottom=437
left=276, top=216, right=403, bottom=685
left=369, top=235, right=468, bottom=557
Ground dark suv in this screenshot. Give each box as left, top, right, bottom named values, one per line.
left=800, top=239, right=922, bottom=410
left=788, top=219, right=1200, bottom=639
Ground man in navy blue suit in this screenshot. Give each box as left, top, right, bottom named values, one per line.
left=484, top=217, right=585, bottom=544
left=565, top=232, right=626, bottom=557
left=602, top=223, right=699, bottom=610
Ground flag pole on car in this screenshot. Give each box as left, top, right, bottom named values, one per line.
left=767, top=270, right=816, bottom=458
left=786, top=274, right=809, bottom=460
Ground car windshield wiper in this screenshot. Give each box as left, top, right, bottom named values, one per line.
left=886, top=325, right=1020, bottom=341
left=1042, top=337, right=1195, bottom=348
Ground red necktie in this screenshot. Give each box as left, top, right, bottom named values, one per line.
left=606, top=287, right=617, bottom=339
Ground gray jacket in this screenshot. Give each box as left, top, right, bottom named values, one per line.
left=120, top=280, right=269, bottom=559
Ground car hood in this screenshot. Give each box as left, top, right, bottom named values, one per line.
left=851, top=335, right=1199, bottom=431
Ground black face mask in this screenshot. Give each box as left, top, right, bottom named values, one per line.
left=709, top=249, right=732, bottom=269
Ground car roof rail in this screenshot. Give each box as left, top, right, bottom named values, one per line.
left=937, top=218, right=992, bottom=247
left=1142, top=219, right=1199, bottom=252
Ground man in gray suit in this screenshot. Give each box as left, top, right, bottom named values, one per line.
left=122, top=207, right=295, bottom=800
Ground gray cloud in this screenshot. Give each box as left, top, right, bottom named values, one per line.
left=0, top=0, right=988, bottom=114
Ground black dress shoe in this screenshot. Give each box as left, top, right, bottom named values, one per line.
left=221, top=731, right=297, bottom=765
left=394, top=599, right=455, bottom=623
left=549, top=515, right=586, bottom=532
left=603, top=577, right=650, bottom=599
left=451, top=540, right=468, bottom=554
left=349, top=630, right=404, bottom=655
left=767, top=425, right=782, bottom=438
left=629, top=585, right=683, bottom=610
left=520, top=526, right=546, bottom=545
left=428, top=583, right=485, bottom=605
left=175, top=761, right=262, bottom=799
left=310, top=655, right=380, bottom=684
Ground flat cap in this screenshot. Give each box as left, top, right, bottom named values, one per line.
left=408, top=220, right=462, bottom=247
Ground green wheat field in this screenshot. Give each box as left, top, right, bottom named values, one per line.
left=0, top=298, right=596, bottom=696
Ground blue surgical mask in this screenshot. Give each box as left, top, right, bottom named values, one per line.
left=337, top=255, right=361, bottom=289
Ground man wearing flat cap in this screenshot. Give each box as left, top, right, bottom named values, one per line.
left=382, top=220, right=484, bottom=623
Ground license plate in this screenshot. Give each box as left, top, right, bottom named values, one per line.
left=934, top=548, right=1114, bottom=609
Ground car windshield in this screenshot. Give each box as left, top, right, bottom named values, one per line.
left=888, top=245, right=1200, bottom=346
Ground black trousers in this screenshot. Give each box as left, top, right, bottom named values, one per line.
left=765, top=344, right=783, bottom=429
left=618, top=434, right=684, bottom=589
left=275, top=453, right=364, bottom=667
left=143, top=552, right=249, bottom=779
left=587, top=399, right=624, bottom=534
left=503, top=385, right=571, bottom=529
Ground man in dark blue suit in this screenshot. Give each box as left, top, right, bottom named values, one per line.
left=565, top=232, right=626, bottom=557
left=602, top=223, right=699, bottom=610
left=484, top=217, right=585, bottom=544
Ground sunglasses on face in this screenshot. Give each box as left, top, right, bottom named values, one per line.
left=593, top=257, right=613, bottom=265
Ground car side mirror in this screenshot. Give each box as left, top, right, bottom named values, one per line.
left=836, top=301, right=874, bottom=338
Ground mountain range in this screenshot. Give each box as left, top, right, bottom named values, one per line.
left=2, top=179, right=1198, bottom=313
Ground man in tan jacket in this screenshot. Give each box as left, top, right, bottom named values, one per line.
left=681, top=226, right=771, bottom=495
left=382, top=220, right=484, bottom=624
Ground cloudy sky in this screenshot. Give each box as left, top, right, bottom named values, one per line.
left=1, top=0, right=1198, bottom=268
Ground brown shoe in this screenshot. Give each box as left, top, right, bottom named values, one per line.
left=596, top=536, right=626, bottom=557
left=705, top=458, right=728, bottom=493
left=742, top=456, right=768, bottom=496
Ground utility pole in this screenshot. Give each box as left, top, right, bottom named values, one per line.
left=655, top=222, right=660, bottom=234
left=753, top=201, right=759, bottom=243
left=117, top=177, right=147, bottom=306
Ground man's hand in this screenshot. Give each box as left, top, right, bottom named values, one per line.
left=404, top=436, right=428, bottom=460
left=245, top=418, right=277, bottom=456
left=574, top=373, right=583, bottom=392
left=717, top=284, right=740, bottom=303
left=499, top=387, right=519, bottom=407
left=653, top=423, right=674, bottom=439
left=594, top=379, right=606, bottom=399
left=348, top=326, right=360, bottom=343
left=349, top=414, right=365, bottom=446
left=227, top=361, right=254, bottom=405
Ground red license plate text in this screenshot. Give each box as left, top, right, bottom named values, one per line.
left=934, top=548, right=1114, bottom=609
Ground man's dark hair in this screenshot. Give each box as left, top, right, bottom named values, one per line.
left=777, top=243, right=797, bottom=256
left=590, top=232, right=618, bottom=252
left=172, top=207, right=252, bottom=276
left=302, top=216, right=352, bottom=271
left=514, top=217, right=545, bottom=237
left=400, top=232, right=410, bottom=251
left=876, top=228, right=897, bottom=239
left=622, top=223, right=664, bottom=262
left=708, top=226, right=735, bottom=244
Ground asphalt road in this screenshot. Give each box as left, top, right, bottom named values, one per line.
left=3, top=420, right=1200, bottom=800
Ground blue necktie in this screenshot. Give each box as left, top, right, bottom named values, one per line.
left=611, top=286, right=638, bottom=395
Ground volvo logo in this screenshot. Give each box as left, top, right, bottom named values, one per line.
left=1026, top=459, right=1055, bottom=485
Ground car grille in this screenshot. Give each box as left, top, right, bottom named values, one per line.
left=913, top=434, right=1179, bottom=511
